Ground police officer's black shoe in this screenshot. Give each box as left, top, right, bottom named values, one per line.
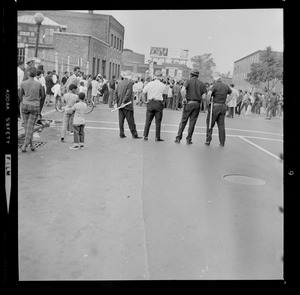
left=205, top=141, right=211, bottom=146
left=174, top=138, right=180, bottom=143
left=133, top=136, right=142, bottom=139
left=219, top=143, right=225, bottom=147
left=155, top=138, right=164, bottom=142
left=120, top=135, right=126, bottom=138
left=144, top=137, right=148, bottom=141
left=186, top=140, right=193, bottom=144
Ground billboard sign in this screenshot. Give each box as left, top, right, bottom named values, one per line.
left=150, top=47, right=189, bottom=60
left=168, top=48, right=189, bottom=60
left=150, top=47, right=168, bottom=57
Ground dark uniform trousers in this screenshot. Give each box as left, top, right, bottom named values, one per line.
left=176, top=101, right=201, bottom=141
left=206, top=103, right=227, bottom=145
left=143, top=100, right=163, bottom=139
left=118, top=108, right=138, bottom=137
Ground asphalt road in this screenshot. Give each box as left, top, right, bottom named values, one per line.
left=18, top=103, right=283, bottom=280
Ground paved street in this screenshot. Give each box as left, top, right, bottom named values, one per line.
left=18, top=103, right=283, bottom=280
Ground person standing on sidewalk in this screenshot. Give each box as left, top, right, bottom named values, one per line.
left=174, top=69, right=207, bottom=144
left=113, top=71, right=142, bottom=139
left=142, top=70, right=166, bottom=141
left=205, top=72, right=232, bottom=147
left=20, top=68, right=44, bottom=152
left=235, top=90, right=243, bottom=115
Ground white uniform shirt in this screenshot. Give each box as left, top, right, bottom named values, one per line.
left=143, top=79, right=165, bottom=101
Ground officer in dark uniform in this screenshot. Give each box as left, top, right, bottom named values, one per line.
left=175, top=69, right=207, bottom=144
left=205, top=72, right=232, bottom=147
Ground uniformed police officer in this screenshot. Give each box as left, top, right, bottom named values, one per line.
left=205, top=72, right=232, bottom=147
left=175, top=69, right=207, bottom=144
left=142, top=70, right=166, bottom=141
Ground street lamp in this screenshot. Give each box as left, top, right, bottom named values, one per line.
left=33, top=12, right=44, bottom=58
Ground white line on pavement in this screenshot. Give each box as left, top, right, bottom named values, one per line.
left=85, top=120, right=283, bottom=137
left=239, top=136, right=281, bottom=161
left=50, top=125, right=283, bottom=142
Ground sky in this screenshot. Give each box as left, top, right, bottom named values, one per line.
left=92, top=9, right=283, bottom=75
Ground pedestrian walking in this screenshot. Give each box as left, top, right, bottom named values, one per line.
left=205, top=72, right=232, bottom=147
left=20, top=68, right=44, bottom=152
left=108, top=75, right=117, bottom=108
left=226, top=84, right=238, bottom=118
left=174, top=69, right=207, bottom=144
left=240, top=91, right=249, bottom=114
left=65, top=66, right=81, bottom=90
left=235, top=90, right=243, bottom=115
left=60, top=84, right=78, bottom=142
left=44, top=71, right=54, bottom=105
left=91, top=76, right=100, bottom=104
left=172, top=82, right=181, bottom=110
left=69, top=92, right=87, bottom=150
left=113, top=71, right=142, bottom=139
left=18, top=59, right=25, bottom=120
left=22, top=57, right=37, bottom=81
left=35, top=69, right=46, bottom=122
left=265, top=92, right=278, bottom=120
left=142, top=70, right=166, bottom=141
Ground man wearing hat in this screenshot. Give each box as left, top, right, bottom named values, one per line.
left=22, top=57, right=38, bottom=81
left=142, top=70, right=166, bottom=141
left=205, top=72, right=232, bottom=147
left=174, top=69, right=207, bottom=144
left=113, top=70, right=142, bottom=139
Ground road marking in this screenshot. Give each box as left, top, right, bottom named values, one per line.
left=85, top=120, right=283, bottom=137
left=239, top=136, right=281, bottom=161
left=50, top=125, right=282, bottom=142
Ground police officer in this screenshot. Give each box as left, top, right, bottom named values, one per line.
left=175, top=69, right=207, bottom=144
left=142, top=70, right=166, bottom=141
left=205, top=72, right=232, bottom=147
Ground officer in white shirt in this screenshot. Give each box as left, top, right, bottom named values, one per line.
left=142, top=70, right=166, bottom=141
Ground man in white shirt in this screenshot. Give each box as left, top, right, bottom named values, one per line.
left=226, top=84, right=239, bottom=118
left=18, top=60, right=25, bottom=119
left=65, top=66, right=81, bottom=90
left=142, top=70, right=166, bottom=141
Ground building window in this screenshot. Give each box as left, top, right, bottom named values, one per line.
left=97, top=58, right=100, bottom=75
left=116, top=37, right=119, bottom=50
left=114, top=36, right=116, bottom=48
left=111, top=34, right=113, bottom=47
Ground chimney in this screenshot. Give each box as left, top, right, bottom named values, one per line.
left=88, top=10, right=93, bottom=14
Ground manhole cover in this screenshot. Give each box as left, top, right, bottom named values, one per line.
left=18, top=140, right=47, bottom=149
left=223, top=174, right=266, bottom=185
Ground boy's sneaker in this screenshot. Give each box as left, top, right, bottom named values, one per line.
left=69, top=145, right=79, bottom=150
left=79, top=143, right=84, bottom=149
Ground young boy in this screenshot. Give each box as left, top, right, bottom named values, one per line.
left=60, top=84, right=78, bottom=142
left=69, top=92, right=87, bottom=150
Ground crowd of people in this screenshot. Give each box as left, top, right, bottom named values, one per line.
left=18, top=57, right=283, bottom=152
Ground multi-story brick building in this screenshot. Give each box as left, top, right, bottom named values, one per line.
left=232, top=50, right=283, bottom=93
left=17, top=10, right=124, bottom=79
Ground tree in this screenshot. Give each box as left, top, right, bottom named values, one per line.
left=190, top=53, right=216, bottom=81
left=245, top=46, right=283, bottom=93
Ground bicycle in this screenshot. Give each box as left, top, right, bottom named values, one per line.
left=55, top=94, right=95, bottom=114
left=84, top=96, right=95, bottom=114
left=55, top=95, right=67, bottom=113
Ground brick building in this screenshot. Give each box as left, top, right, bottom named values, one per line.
left=17, top=10, right=124, bottom=79
left=232, top=50, right=283, bottom=93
